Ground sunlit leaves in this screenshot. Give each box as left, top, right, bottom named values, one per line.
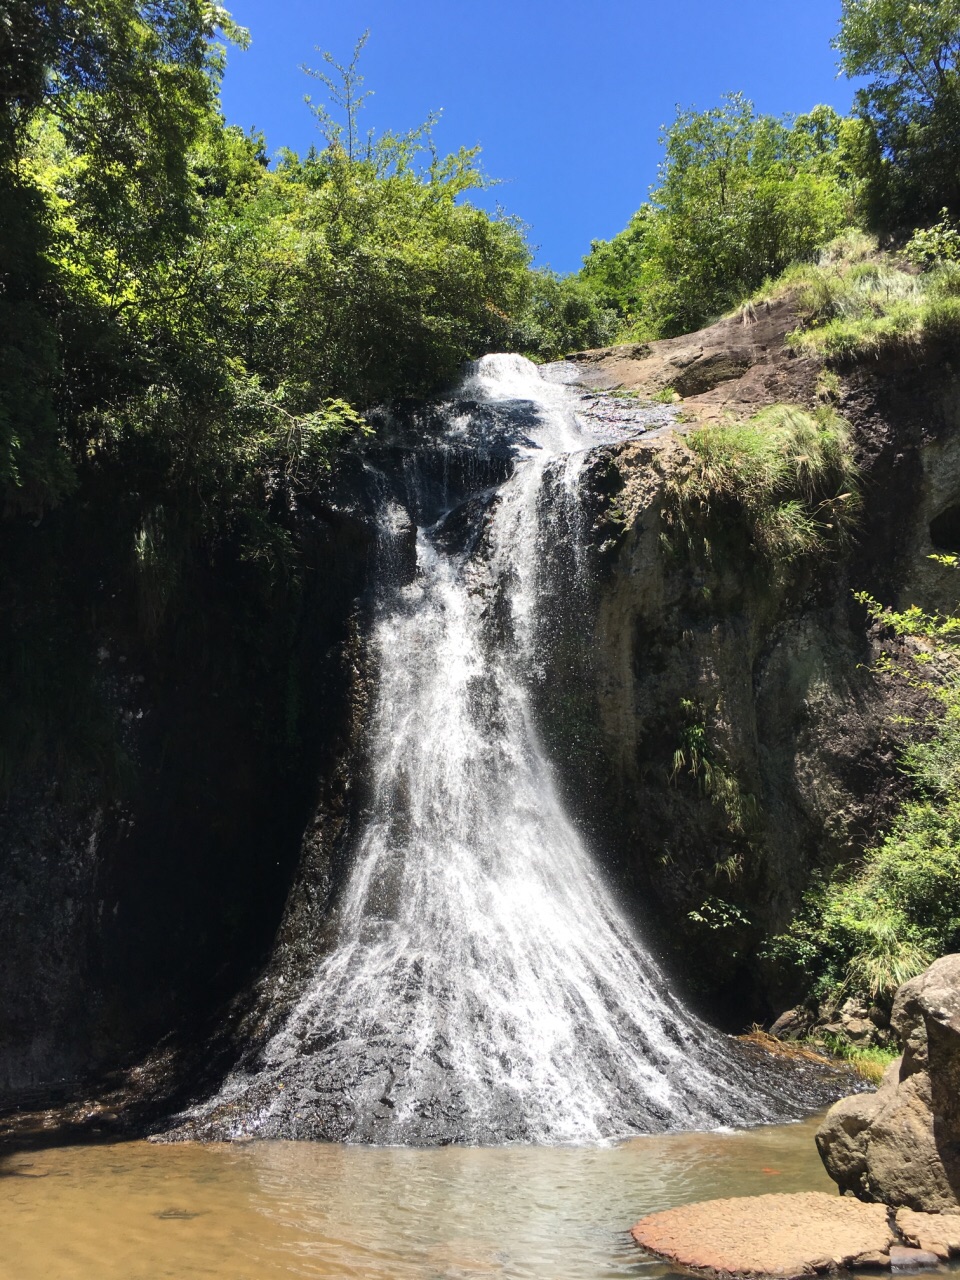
left=580, top=95, right=851, bottom=339
left=836, top=0, right=960, bottom=228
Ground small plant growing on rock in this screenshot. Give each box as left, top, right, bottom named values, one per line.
left=670, top=697, right=758, bottom=876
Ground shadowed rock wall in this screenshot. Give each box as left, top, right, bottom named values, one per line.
left=540, top=322, right=960, bottom=1023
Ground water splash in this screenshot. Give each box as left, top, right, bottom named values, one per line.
left=182, top=356, right=811, bottom=1144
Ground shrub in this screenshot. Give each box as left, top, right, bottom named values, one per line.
left=905, top=209, right=960, bottom=267
left=771, top=590, right=960, bottom=1003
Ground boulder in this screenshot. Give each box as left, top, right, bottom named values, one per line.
left=770, top=1006, right=816, bottom=1041
left=817, top=954, right=960, bottom=1210
left=630, top=1191, right=896, bottom=1277
left=815, top=996, right=891, bottom=1050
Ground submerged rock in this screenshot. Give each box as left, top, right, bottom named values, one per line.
left=817, top=954, right=960, bottom=1210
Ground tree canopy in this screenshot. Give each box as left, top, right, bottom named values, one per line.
left=580, top=96, right=853, bottom=338
left=834, top=0, right=960, bottom=230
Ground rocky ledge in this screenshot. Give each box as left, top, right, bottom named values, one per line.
left=567, top=293, right=818, bottom=421
left=631, top=1191, right=957, bottom=1278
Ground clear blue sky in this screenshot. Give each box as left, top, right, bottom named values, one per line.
left=219, top=0, right=856, bottom=274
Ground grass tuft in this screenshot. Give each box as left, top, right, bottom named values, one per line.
left=662, top=403, right=860, bottom=570
left=815, top=1033, right=899, bottom=1086
left=745, top=231, right=960, bottom=359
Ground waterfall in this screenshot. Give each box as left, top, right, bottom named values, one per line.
left=182, top=356, right=811, bottom=1145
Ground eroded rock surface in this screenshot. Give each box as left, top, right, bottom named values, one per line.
left=567, top=295, right=819, bottom=418
left=630, top=1191, right=896, bottom=1277
left=817, top=954, right=960, bottom=1210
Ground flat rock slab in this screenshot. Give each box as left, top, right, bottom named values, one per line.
left=631, top=1192, right=897, bottom=1278
left=896, top=1209, right=960, bottom=1260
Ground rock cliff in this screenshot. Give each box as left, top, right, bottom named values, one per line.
left=540, top=304, right=960, bottom=1019
left=3, top=299, right=960, bottom=1117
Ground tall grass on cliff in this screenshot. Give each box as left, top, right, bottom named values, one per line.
left=751, top=225, right=960, bottom=358
left=661, top=405, right=860, bottom=572
left=770, top=583, right=960, bottom=1005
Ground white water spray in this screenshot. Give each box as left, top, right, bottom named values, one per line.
left=189, top=356, right=808, bottom=1144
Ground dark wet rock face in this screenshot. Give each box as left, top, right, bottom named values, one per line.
left=0, top=455, right=380, bottom=1104
left=552, top=315, right=960, bottom=1024
left=818, top=954, right=960, bottom=1210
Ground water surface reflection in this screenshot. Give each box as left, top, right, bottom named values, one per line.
left=1, top=1116, right=833, bottom=1279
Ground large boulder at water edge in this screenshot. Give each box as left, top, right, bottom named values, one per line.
left=817, top=953, right=960, bottom=1210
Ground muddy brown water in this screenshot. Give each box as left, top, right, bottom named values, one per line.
left=0, top=1116, right=849, bottom=1280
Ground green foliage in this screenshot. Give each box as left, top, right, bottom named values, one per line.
left=0, top=15, right=544, bottom=522
left=905, top=208, right=960, bottom=266
left=510, top=269, right=618, bottom=359
left=0, top=0, right=246, bottom=516
left=688, top=896, right=752, bottom=932
left=662, top=404, right=860, bottom=570
left=835, top=0, right=960, bottom=232
left=816, top=1033, right=898, bottom=1084
left=651, top=386, right=680, bottom=404
left=781, top=238, right=960, bottom=357
left=579, top=96, right=853, bottom=339
left=772, top=591, right=960, bottom=1003
left=302, top=29, right=374, bottom=162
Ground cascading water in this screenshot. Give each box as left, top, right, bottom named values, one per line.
left=180, top=356, right=820, bottom=1145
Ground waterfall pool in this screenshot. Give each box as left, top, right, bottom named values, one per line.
left=2, top=1115, right=837, bottom=1279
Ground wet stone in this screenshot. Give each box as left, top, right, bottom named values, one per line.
left=890, top=1246, right=943, bottom=1270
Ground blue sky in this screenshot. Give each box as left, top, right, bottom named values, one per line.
left=219, top=1, right=856, bottom=274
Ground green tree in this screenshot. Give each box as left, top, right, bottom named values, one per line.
left=835, top=0, right=960, bottom=230
left=509, top=269, right=617, bottom=358
left=0, top=0, right=247, bottom=515
left=580, top=95, right=851, bottom=339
